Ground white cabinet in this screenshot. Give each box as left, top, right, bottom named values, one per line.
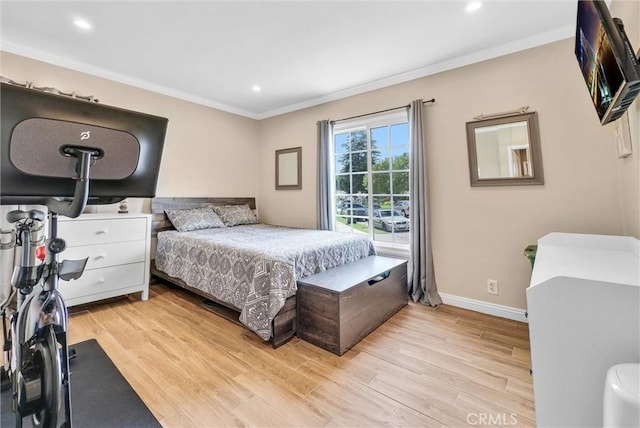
left=527, top=232, right=640, bottom=427
left=57, top=213, right=151, bottom=306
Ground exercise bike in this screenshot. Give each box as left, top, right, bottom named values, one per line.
left=1, top=147, right=100, bottom=427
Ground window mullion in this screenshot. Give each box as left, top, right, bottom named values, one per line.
left=366, top=125, right=373, bottom=239
left=388, top=125, right=394, bottom=199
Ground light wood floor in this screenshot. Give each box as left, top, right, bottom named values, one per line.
left=68, top=283, right=535, bottom=427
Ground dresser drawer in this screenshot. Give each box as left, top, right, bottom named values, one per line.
left=61, top=240, right=146, bottom=270
left=59, top=217, right=147, bottom=246
left=58, top=263, right=145, bottom=301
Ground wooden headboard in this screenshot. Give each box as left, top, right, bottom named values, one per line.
left=150, top=197, right=256, bottom=236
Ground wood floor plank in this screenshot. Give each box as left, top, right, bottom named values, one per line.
left=100, top=315, right=149, bottom=351
left=234, top=346, right=319, bottom=398
left=365, top=371, right=472, bottom=427
left=167, top=386, right=245, bottom=427
left=379, top=323, right=532, bottom=384
left=457, top=318, right=531, bottom=341
left=234, top=369, right=329, bottom=427
left=513, top=346, right=533, bottom=366
left=359, top=332, right=511, bottom=391
left=264, top=336, right=339, bottom=370
left=481, top=329, right=531, bottom=351
left=388, top=404, right=447, bottom=428
left=456, top=392, right=536, bottom=427
left=117, top=362, right=183, bottom=421
left=176, top=348, right=254, bottom=412
left=67, top=311, right=104, bottom=344
left=299, top=352, right=395, bottom=389
left=507, top=376, right=536, bottom=402
left=158, top=409, right=199, bottom=428
left=443, top=329, right=519, bottom=359
left=128, top=344, right=193, bottom=392
left=333, top=350, right=407, bottom=385
left=68, top=283, right=536, bottom=427
left=184, top=341, right=252, bottom=380
left=91, top=331, right=138, bottom=369
left=231, top=395, right=298, bottom=427
left=436, top=304, right=522, bottom=330
left=304, top=374, right=403, bottom=427
left=457, top=377, right=537, bottom=421
left=391, top=305, right=484, bottom=338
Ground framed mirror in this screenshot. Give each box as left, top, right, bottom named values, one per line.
left=275, top=147, right=302, bottom=190
left=466, top=111, right=543, bottom=187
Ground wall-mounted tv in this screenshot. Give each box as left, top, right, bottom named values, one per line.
left=1, top=82, right=168, bottom=205
left=575, top=0, right=640, bottom=125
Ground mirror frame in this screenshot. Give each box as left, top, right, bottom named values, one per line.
left=275, top=146, right=302, bottom=190
left=466, top=111, right=544, bottom=187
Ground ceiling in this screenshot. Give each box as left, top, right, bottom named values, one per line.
left=0, top=1, right=577, bottom=119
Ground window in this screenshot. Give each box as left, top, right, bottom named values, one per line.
left=332, top=111, right=410, bottom=248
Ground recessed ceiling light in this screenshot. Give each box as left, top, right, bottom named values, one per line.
left=73, top=18, right=92, bottom=31
left=251, top=85, right=261, bottom=93
left=466, top=1, right=482, bottom=13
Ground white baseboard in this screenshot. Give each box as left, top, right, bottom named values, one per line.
left=439, top=293, right=528, bottom=323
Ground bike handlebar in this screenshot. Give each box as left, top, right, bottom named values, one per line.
left=45, top=148, right=98, bottom=218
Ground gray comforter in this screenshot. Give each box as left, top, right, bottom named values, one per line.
left=155, top=224, right=376, bottom=340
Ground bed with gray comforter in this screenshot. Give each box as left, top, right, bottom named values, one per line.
left=155, top=223, right=375, bottom=340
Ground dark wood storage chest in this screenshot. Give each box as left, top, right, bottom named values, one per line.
left=297, top=256, right=408, bottom=355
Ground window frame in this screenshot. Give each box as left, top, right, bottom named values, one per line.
left=332, top=110, right=410, bottom=252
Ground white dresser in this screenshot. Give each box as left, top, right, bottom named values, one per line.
left=57, top=213, right=152, bottom=306
left=527, top=232, right=640, bottom=427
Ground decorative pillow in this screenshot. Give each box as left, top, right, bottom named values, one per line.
left=164, top=206, right=225, bottom=232
left=212, top=204, right=259, bottom=227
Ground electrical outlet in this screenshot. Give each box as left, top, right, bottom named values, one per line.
left=487, top=279, right=499, bottom=295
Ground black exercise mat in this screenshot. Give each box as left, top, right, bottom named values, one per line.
left=1, top=339, right=161, bottom=427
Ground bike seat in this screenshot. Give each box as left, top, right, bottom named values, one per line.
left=6, top=209, right=45, bottom=224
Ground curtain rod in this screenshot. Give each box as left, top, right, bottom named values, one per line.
left=330, top=98, right=435, bottom=124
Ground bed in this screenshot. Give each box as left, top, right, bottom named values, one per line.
left=150, top=197, right=376, bottom=347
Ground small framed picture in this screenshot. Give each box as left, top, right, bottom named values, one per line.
left=275, top=147, right=302, bottom=190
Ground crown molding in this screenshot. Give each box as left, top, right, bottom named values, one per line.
left=2, top=23, right=573, bottom=121
left=0, top=40, right=260, bottom=119
left=256, top=25, right=574, bottom=119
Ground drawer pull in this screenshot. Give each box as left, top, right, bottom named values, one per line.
left=97, top=278, right=105, bottom=284
left=96, top=230, right=108, bottom=235
left=94, top=254, right=106, bottom=260
left=368, top=271, right=390, bottom=286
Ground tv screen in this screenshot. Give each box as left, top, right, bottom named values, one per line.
left=575, top=0, right=640, bottom=125
left=1, top=83, right=168, bottom=205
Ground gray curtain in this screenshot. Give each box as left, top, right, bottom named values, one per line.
left=316, top=120, right=333, bottom=230
left=408, top=100, right=442, bottom=305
